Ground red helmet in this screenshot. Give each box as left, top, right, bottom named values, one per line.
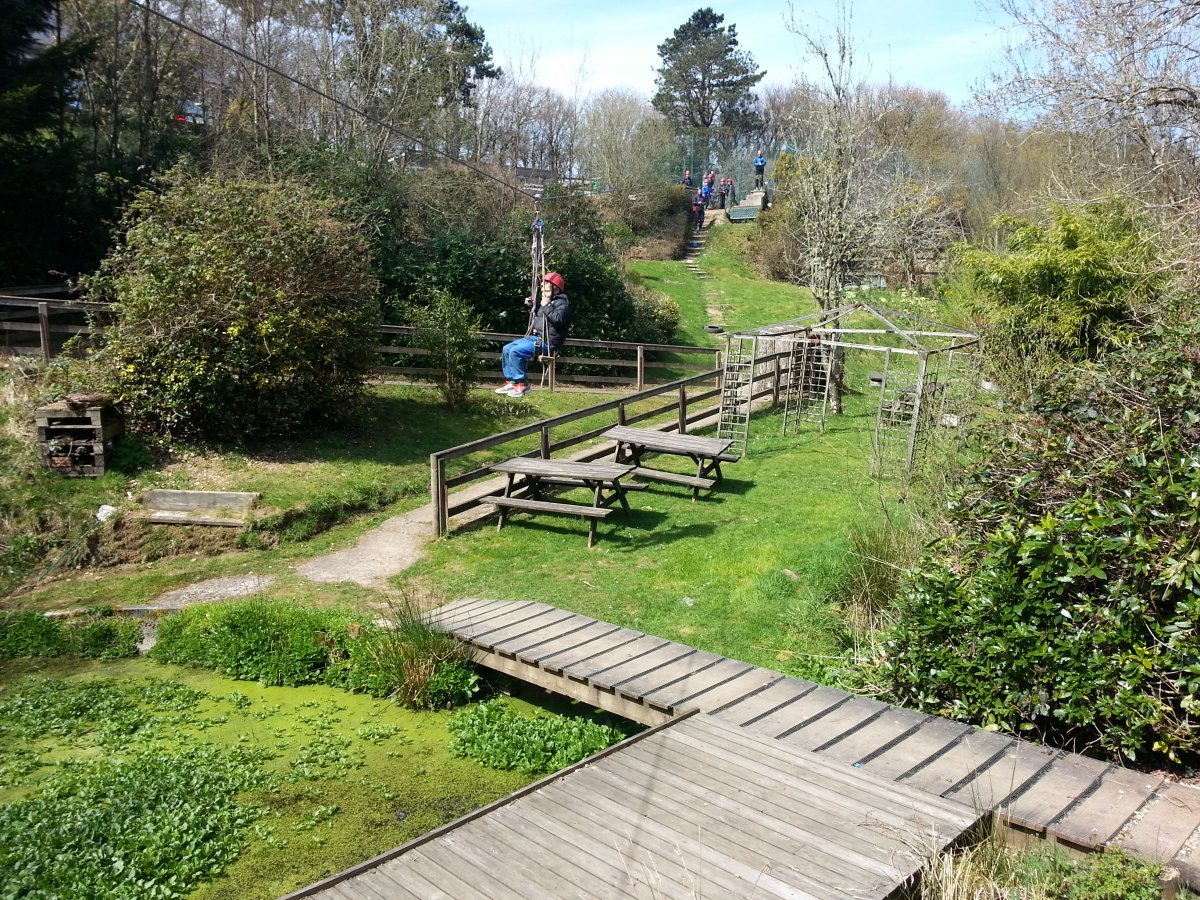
left=542, top=272, right=565, bottom=292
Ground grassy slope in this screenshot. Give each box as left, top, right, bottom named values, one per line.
left=404, top=221, right=897, bottom=678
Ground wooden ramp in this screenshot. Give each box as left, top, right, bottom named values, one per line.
left=291, top=713, right=980, bottom=900
left=290, top=600, right=1200, bottom=897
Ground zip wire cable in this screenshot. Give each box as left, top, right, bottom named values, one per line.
left=123, top=0, right=540, bottom=203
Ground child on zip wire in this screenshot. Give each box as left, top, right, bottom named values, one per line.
left=495, top=273, right=571, bottom=399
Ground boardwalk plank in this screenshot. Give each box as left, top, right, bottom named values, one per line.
left=659, top=719, right=976, bottom=830
left=707, top=676, right=817, bottom=724
left=1050, top=767, right=1162, bottom=849
left=363, top=863, right=458, bottom=900
left=738, top=685, right=851, bottom=737
left=354, top=871, right=427, bottom=900
left=484, top=806, right=627, bottom=899
left=614, top=739, right=921, bottom=884
left=813, top=707, right=929, bottom=765
left=322, top=879, right=389, bottom=900
left=469, top=608, right=581, bottom=650
left=566, top=767, right=839, bottom=899
left=512, top=620, right=621, bottom=662
left=997, top=753, right=1109, bottom=833
left=521, top=784, right=793, bottom=899
left=777, top=697, right=887, bottom=752
left=945, top=741, right=1058, bottom=812
left=656, top=666, right=784, bottom=714
left=899, top=730, right=1015, bottom=797
left=446, top=602, right=549, bottom=640
left=496, top=800, right=652, bottom=895
left=579, top=761, right=880, bottom=897
left=536, top=628, right=646, bottom=674
left=435, top=601, right=539, bottom=637
left=486, top=613, right=595, bottom=656
left=1117, top=783, right=1200, bottom=863
left=383, top=849, right=490, bottom=900
left=565, top=635, right=673, bottom=681
left=856, top=717, right=972, bottom=779
left=417, top=837, right=530, bottom=900
left=639, top=659, right=753, bottom=709
left=424, top=598, right=506, bottom=631
left=468, top=816, right=598, bottom=899
left=589, top=645, right=710, bottom=689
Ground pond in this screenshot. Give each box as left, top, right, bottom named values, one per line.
left=0, top=656, right=548, bottom=899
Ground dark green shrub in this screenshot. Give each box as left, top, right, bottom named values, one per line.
left=150, top=601, right=360, bottom=686
left=0, top=610, right=66, bottom=657
left=424, top=660, right=481, bottom=709
left=88, top=169, right=380, bottom=442
left=888, top=320, right=1200, bottom=763
left=448, top=699, right=627, bottom=775
left=406, top=287, right=482, bottom=407
left=65, top=614, right=141, bottom=659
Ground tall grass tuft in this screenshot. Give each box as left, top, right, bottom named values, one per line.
left=352, top=595, right=480, bottom=710
left=836, top=521, right=926, bottom=636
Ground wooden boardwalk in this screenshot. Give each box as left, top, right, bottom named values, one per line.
left=290, top=600, right=1200, bottom=898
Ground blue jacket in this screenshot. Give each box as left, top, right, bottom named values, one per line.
left=754, top=154, right=766, bottom=168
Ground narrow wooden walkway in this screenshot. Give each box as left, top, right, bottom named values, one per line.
left=291, top=600, right=1200, bottom=898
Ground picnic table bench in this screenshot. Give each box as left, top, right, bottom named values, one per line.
left=602, top=426, right=736, bottom=500
left=487, top=457, right=636, bottom=547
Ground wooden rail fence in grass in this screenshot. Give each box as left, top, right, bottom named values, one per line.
left=0, top=297, right=721, bottom=390
left=427, top=354, right=791, bottom=538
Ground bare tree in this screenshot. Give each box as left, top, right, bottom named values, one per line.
left=770, top=3, right=962, bottom=410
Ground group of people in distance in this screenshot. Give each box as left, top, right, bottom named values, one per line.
left=682, top=150, right=767, bottom=229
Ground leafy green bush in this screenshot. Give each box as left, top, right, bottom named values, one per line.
left=0, top=610, right=139, bottom=659
left=448, top=699, right=626, bottom=775
left=150, top=601, right=360, bottom=686
left=949, top=198, right=1161, bottom=385
left=88, top=169, right=380, bottom=442
left=0, top=610, right=66, bottom=657
left=0, top=747, right=270, bottom=899
left=887, top=320, right=1200, bottom=763
left=406, top=286, right=482, bottom=407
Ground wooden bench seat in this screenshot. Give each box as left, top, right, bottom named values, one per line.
left=631, top=467, right=715, bottom=492
left=488, top=496, right=614, bottom=547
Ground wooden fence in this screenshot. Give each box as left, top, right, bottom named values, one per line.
left=0, top=297, right=720, bottom=390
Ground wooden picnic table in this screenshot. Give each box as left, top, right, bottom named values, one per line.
left=487, top=457, right=636, bottom=547
left=602, top=426, right=735, bottom=500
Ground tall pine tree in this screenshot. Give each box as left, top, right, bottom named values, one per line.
left=652, top=8, right=764, bottom=131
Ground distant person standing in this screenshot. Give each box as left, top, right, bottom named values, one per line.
left=681, top=168, right=693, bottom=187
left=726, top=176, right=737, bottom=206
left=753, top=150, right=766, bottom=189
left=717, top=178, right=728, bottom=210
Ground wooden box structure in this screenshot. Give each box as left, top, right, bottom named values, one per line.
left=36, top=397, right=124, bottom=477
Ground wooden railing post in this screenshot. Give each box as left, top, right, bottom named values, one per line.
left=540, top=424, right=551, bottom=458
left=37, top=303, right=50, bottom=363
left=677, top=385, right=687, bottom=434
left=430, top=455, right=448, bottom=537
left=617, top=400, right=627, bottom=426
left=772, top=355, right=781, bottom=407
left=636, top=346, right=645, bottom=391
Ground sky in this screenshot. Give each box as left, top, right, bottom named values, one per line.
left=462, top=1, right=1016, bottom=108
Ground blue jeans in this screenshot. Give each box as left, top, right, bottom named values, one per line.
left=501, top=336, right=541, bottom=382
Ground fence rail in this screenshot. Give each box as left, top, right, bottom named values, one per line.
left=0, top=298, right=721, bottom=390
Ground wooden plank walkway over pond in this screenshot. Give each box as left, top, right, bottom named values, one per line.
left=291, top=600, right=1200, bottom=898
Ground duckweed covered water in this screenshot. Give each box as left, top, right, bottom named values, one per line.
left=0, top=657, right=538, bottom=899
